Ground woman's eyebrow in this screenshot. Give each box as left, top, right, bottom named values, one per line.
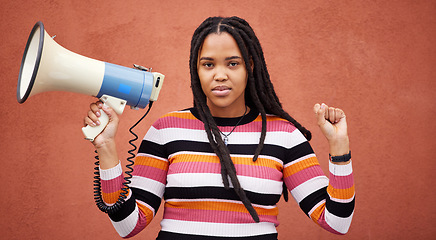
left=199, top=57, right=214, bottom=61
left=225, top=56, right=242, bottom=60
left=199, top=56, right=242, bottom=61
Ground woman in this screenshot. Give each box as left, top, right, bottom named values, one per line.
left=85, top=16, right=354, bottom=239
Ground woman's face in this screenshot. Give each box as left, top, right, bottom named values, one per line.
left=197, top=32, right=248, bottom=118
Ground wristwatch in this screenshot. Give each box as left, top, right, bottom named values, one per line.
left=329, top=151, right=351, bottom=163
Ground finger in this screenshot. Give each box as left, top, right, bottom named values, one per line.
left=87, top=109, right=101, bottom=126
left=322, top=103, right=330, bottom=122
left=328, top=107, right=336, bottom=123
left=84, top=116, right=97, bottom=127
left=90, top=102, right=103, bottom=117
left=102, top=104, right=115, bottom=116
left=314, top=103, right=327, bottom=126
left=334, top=108, right=345, bottom=123
left=313, top=103, right=321, bottom=114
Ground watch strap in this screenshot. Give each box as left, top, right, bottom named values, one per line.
left=329, top=151, right=351, bottom=163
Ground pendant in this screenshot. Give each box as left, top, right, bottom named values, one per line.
left=223, top=136, right=228, bottom=146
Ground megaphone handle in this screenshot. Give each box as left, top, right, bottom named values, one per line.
left=82, top=109, right=110, bottom=142
left=81, top=95, right=127, bottom=142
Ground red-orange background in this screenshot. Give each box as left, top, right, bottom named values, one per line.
left=1, top=1, right=435, bottom=239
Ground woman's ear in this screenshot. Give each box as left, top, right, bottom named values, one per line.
left=250, top=58, right=254, bottom=71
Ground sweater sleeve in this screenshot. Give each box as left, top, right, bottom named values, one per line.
left=283, top=140, right=355, bottom=235
left=99, top=123, right=169, bottom=238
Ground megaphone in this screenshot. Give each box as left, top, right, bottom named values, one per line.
left=17, top=21, right=164, bottom=141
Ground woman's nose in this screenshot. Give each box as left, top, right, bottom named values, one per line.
left=213, top=67, right=228, bottom=81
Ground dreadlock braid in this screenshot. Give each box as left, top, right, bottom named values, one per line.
left=189, top=19, right=260, bottom=222
left=189, top=16, right=311, bottom=222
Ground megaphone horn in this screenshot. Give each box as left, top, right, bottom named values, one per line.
left=17, top=21, right=164, bottom=141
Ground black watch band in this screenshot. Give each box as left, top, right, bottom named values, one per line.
left=329, top=151, right=351, bottom=163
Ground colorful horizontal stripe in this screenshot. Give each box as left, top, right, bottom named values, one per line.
left=99, top=108, right=355, bottom=238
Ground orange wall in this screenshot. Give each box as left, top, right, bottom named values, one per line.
left=1, top=1, right=435, bottom=239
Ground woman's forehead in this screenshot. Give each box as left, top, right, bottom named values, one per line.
left=199, top=32, right=242, bottom=58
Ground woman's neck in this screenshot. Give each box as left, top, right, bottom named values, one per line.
left=208, top=105, right=249, bottom=118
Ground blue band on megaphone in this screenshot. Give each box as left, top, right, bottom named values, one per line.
left=97, top=62, right=153, bottom=108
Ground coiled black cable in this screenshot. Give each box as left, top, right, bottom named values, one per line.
left=93, top=101, right=154, bottom=214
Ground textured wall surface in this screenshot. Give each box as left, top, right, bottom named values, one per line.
left=1, top=1, right=435, bottom=239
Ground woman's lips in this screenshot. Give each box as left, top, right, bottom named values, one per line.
left=212, top=86, right=231, bottom=97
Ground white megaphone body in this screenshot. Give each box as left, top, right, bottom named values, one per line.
left=17, top=21, right=164, bottom=141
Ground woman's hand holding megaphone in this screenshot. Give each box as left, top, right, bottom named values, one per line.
left=84, top=101, right=120, bottom=169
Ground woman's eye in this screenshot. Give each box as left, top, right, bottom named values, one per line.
left=229, top=62, right=239, bottom=67
left=203, top=63, right=213, bottom=68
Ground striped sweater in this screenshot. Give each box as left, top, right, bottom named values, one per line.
left=100, top=108, right=355, bottom=239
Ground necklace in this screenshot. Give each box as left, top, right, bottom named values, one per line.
left=218, top=106, right=248, bottom=146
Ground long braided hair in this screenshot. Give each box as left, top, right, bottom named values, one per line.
left=189, top=16, right=311, bottom=222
